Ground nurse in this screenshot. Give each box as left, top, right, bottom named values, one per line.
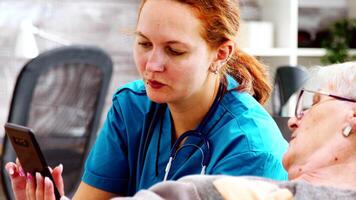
left=6, top=0, right=288, bottom=199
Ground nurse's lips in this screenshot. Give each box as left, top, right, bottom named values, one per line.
left=147, top=80, right=165, bottom=89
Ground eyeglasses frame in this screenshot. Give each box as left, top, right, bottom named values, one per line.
left=295, top=88, right=356, bottom=119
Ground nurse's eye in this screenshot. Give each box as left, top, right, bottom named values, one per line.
left=138, top=41, right=152, bottom=49
left=166, top=47, right=185, bottom=56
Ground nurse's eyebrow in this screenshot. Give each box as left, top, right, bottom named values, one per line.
left=135, top=31, right=191, bottom=48
left=135, top=31, right=149, bottom=40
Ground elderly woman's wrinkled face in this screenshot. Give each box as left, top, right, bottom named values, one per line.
left=282, top=91, right=354, bottom=179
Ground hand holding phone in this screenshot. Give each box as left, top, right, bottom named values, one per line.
left=4, top=122, right=62, bottom=200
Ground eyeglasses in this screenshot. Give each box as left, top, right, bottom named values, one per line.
left=295, top=88, right=356, bottom=119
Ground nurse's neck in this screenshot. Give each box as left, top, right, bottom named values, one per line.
left=169, top=74, right=220, bottom=142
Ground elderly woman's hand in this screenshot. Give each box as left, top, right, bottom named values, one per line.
left=5, top=159, right=66, bottom=200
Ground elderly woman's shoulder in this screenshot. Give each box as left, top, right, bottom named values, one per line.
left=176, top=175, right=356, bottom=200
left=112, top=175, right=356, bottom=200
left=278, top=180, right=356, bottom=200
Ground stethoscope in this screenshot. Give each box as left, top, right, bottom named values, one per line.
left=141, top=82, right=225, bottom=181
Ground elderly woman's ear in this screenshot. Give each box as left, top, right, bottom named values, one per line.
left=345, top=105, right=356, bottom=137
left=342, top=105, right=356, bottom=137
left=351, top=111, right=356, bottom=135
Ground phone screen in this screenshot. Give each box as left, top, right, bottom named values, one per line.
left=4, top=122, right=61, bottom=199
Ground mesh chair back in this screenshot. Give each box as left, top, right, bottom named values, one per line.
left=272, top=66, right=309, bottom=116
left=1, top=45, right=113, bottom=198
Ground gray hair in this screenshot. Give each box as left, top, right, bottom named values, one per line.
left=305, top=62, right=356, bottom=99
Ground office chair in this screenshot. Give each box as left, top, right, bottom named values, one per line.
left=0, top=45, right=113, bottom=199
left=272, top=116, right=291, bottom=142
left=272, top=66, right=309, bottom=116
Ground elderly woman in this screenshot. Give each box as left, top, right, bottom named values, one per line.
left=10, top=62, right=356, bottom=200
left=107, top=61, right=356, bottom=200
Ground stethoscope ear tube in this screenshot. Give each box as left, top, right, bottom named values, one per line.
left=139, top=103, right=166, bottom=175
left=163, top=157, right=173, bottom=181
left=201, top=135, right=211, bottom=167
left=200, top=166, right=206, bottom=175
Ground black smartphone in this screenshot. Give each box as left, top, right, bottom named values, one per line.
left=4, top=122, right=61, bottom=200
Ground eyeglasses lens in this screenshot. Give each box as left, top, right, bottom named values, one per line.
left=296, top=90, right=314, bottom=118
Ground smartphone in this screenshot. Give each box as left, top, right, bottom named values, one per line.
left=4, top=122, right=61, bottom=200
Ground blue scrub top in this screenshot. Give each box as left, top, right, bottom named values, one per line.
left=82, top=76, right=288, bottom=196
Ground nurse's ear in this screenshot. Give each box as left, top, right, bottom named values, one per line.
left=213, top=40, right=235, bottom=71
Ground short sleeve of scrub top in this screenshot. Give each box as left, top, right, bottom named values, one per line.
left=82, top=77, right=288, bottom=196
left=82, top=80, right=150, bottom=195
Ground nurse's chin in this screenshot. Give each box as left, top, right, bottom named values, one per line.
left=149, top=98, right=168, bottom=104
left=146, top=88, right=178, bottom=104
left=146, top=93, right=170, bottom=104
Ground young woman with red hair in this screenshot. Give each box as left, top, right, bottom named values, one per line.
left=6, top=0, right=287, bottom=199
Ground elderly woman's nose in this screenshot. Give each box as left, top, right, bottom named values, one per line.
left=288, top=116, right=299, bottom=132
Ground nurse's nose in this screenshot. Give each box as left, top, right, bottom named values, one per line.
left=146, top=49, right=165, bottom=72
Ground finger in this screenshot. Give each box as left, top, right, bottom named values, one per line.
left=6, top=162, right=27, bottom=191
left=26, top=173, right=36, bottom=200
left=44, top=177, right=56, bottom=200
left=7, top=161, right=25, bottom=178
left=5, top=162, right=18, bottom=177
left=5, top=161, right=28, bottom=200
left=60, top=196, right=70, bottom=200
left=15, top=158, right=20, bottom=166
left=35, top=172, right=44, bottom=200
left=15, top=158, right=23, bottom=169
left=15, top=158, right=26, bottom=176
left=52, top=164, right=65, bottom=196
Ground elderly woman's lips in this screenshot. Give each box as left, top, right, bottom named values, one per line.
left=148, top=80, right=165, bottom=89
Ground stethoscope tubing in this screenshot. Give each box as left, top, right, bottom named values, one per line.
left=143, top=83, right=226, bottom=181
left=169, top=130, right=211, bottom=166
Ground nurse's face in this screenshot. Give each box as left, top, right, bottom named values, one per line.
left=134, top=0, right=216, bottom=104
